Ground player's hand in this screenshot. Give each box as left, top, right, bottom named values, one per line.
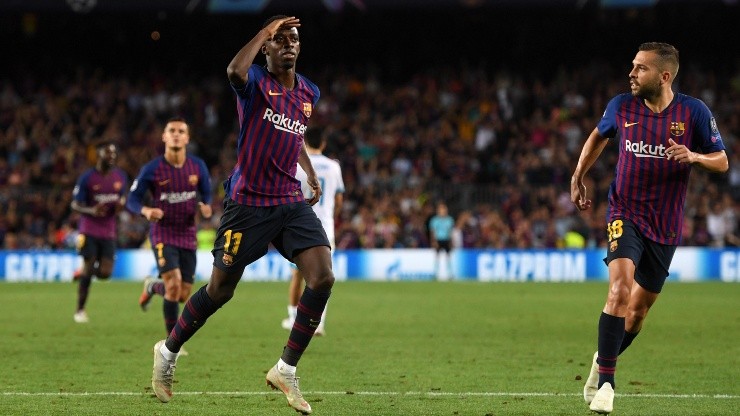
left=666, top=138, right=696, bottom=164
left=263, top=16, right=300, bottom=40
left=199, top=202, right=212, bottom=219
left=142, top=207, right=164, bottom=223
left=92, top=203, right=107, bottom=217
left=571, top=178, right=592, bottom=211
left=305, top=175, right=322, bottom=206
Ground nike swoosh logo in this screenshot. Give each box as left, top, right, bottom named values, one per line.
left=268, top=90, right=283, bottom=96
left=624, top=122, right=639, bottom=127
left=158, top=180, right=170, bottom=186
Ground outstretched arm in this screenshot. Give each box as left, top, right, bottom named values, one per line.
left=571, top=127, right=609, bottom=211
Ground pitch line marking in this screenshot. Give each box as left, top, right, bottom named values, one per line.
left=2, top=391, right=737, bottom=399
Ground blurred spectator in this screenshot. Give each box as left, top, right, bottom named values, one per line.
left=1, top=57, right=737, bottom=250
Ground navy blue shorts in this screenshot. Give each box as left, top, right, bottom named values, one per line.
left=436, top=240, right=452, bottom=253
left=151, top=243, right=196, bottom=284
left=212, top=199, right=330, bottom=276
left=604, top=218, right=677, bottom=294
left=77, top=234, right=116, bottom=261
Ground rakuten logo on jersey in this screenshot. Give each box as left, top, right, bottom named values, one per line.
left=263, top=109, right=307, bottom=135
left=160, top=191, right=197, bottom=204
left=625, top=140, right=669, bottom=159
left=94, top=194, right=122, bottom=204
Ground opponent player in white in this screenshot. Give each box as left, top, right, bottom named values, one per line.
left=281, top=127, right=344, bottom=336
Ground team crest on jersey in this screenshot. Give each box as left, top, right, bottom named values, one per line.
left=670, top=121, right=685, bottom=137
left=189, top=175, right=198, bottom=186
left=302, top=103, right=312, bottom=118
left=114, top=181, right=122, bottom=191
left=609, top=240, right=618, bottom=253
left=222, top=253, right=234, bottom=266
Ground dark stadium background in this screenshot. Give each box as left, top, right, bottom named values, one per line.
left=2, top=0, right=738, bottom=80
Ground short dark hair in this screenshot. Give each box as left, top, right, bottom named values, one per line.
left=304, top=127, right=325, bottom=149
left=165, top=116, right=190, bottom=134
left=263, top=15, right=289, bottom=29
left=166, top=116, right=188, bottom=125
left=639, top=42, right=679, bottom=76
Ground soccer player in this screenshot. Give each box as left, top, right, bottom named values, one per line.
left=428, top=201, right=455, bottom=279
left=281, top=127, right=344, bottom=336
left=150, top=16, right=333, bottom=415
left=570, top=42, right=728, bottom=414
left=126, top=117, right=212, bottom=351
left=70, top=141, right=128, bottom=323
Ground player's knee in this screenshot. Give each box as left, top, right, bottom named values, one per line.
left=607, top=282, right=630, bottom=304
left=310, top=270, right=335, bottom=292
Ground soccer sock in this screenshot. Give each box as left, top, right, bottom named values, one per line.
left=619, top=330, right=640, bottom=355
left=77, top=275, right=92, bottom=311
left=597, top=312, right=625, bottom=389
left=152, top=282, right=166, bottom=296
left=165, top=285, right=220, bottom=353
left=281, top=286, right=331, bottom=366
left=163, top=299, right=179, bottom=334
left=277, top=358, right=296, bottom=375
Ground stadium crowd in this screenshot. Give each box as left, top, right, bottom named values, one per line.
left=1, top=60, right=739, bottom=251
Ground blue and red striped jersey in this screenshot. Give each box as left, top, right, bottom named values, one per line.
left=226, top=64, right=320, bottom=206
left=73, top=167, right=128, bottom=240
left=126, top=155, right=212, bottom=250
left=598, top=92, right=725, bottom=244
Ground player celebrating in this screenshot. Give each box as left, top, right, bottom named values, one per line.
left=150, top=16, right=333, bottom=415
left=571, top=42, right=728, bottom=414
left=70, top=141, right=128, bottom=323
left=281, top=127, right=344, bottom=336
left=127, top=117, right=212, bottom=349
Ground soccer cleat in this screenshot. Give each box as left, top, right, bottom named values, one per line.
left=281, top=317, right=294, bottom=331
left=584, top=351, right=599, bottom=404
left=266, top=365, right=312, bottom=415
left=589, top=382, right=614, bottom=414
left=73, top=310, right=89, bottom=323
left=151, top=340, right=177, bottom=403
left=139, top=277, right=156, bottom=311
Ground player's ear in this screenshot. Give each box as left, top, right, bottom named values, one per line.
left=261, top=44, right=268, bottom=55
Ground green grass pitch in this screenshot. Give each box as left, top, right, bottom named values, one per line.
left=0, top=280, right=737, bottom=415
